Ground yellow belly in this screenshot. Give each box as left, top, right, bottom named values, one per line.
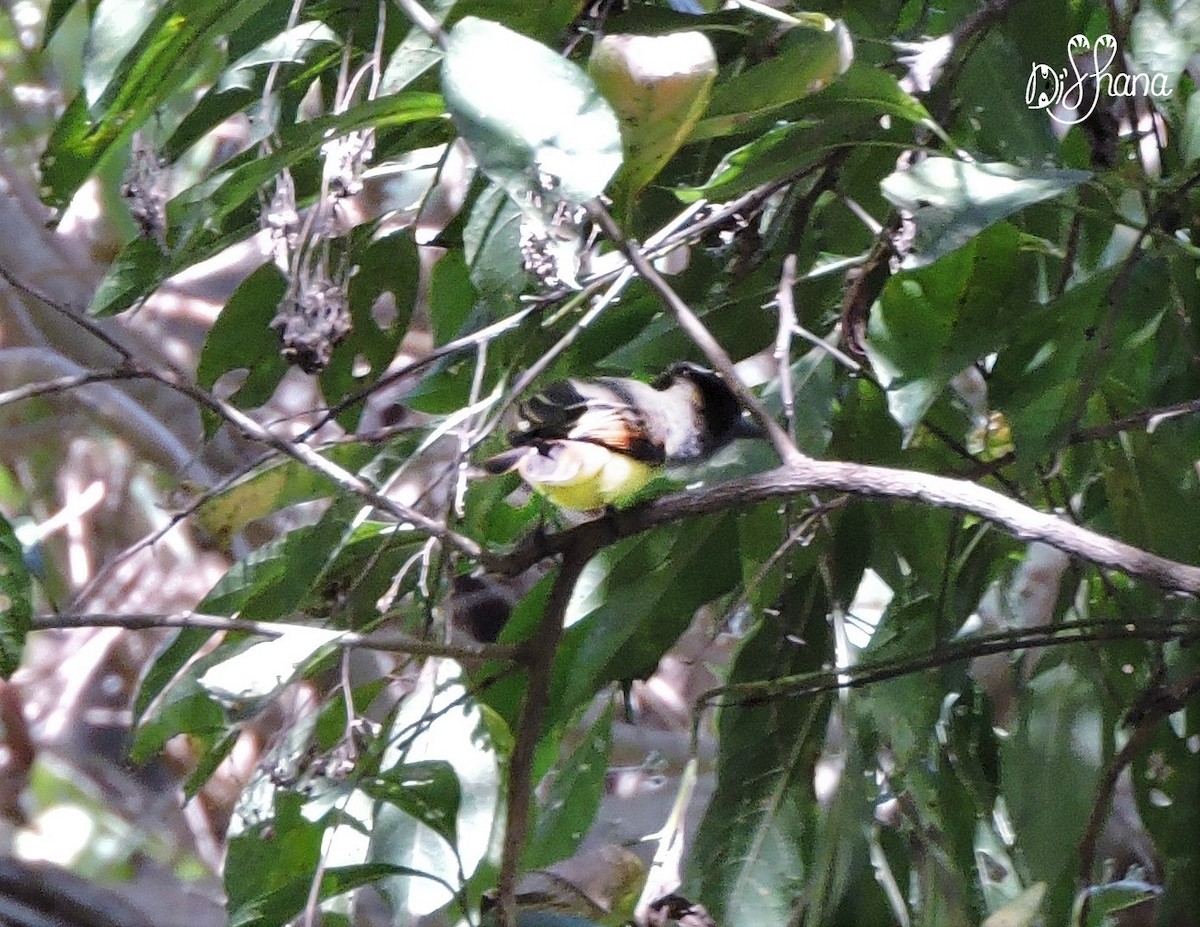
left=517, top=441, right=655, bottom=511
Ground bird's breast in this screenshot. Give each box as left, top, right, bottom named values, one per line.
left=517, top=441, right=654, bottom=510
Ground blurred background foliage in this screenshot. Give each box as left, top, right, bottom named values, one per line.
left=0, top=0, right=1199, bottom=925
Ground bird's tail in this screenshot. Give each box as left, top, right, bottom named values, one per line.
left=481, top=447, right=528, bottom=474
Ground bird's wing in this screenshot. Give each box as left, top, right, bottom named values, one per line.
left=511, top=379, right=665, bottom=463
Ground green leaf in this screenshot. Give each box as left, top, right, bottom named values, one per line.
left=688, top=21, right=851, bottom=141
left=196, top=263, right=289, bottom=413
left=1132, top=688, right=1200, bottom=923
left=370, top=659, right=499, bottom=919
left=194, top=444, right=377, bottom=546
left=1000, top=662, right=1103, bottom=893
left=428, top=248, right=478, bottom=345
left=88, top=236, right=171, bottom=318
left=44, top=0, right=92, bottom=45
left=319, top=228, right=420, bottom=426
left=987, top=267, right=1115, bottom=468
left=130, top=674, right=227, bottom=762
left=363, top=760, right=463, bottom=849
left=168, top=91, right=445, bottom=251
left=236, top=496, right=360, bottom=623
left=463, top=182, right=526, bottom=319
left=678, top=66, right=931, bottom=202
left=546, top=516, right=741, bottom=730
left=880, top=158, right=1091, bottom=268
left=524, top=702, right=613, bottom=870
left=40, top=0, right=278, bottom=208
left=864, top=222, right=1035, bottom=441
left=163, top=21, right=342, bottom=161
left=441, top=17, right=622, bottom=205
left=197, top=625, right=344, bottom=710
left=0, top=514, right=31, bottom=678
left=88, top=92, right=445, bottom=318
left=687, top=571, right=833, bottom=927
left=589, top=31, right=717, bottom=211
left=444, top=0, right=588, bottom=43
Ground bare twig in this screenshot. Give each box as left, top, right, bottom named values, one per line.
left=699, top=618, right=1198, bottom=709
left=393, top=0, right=449, bottom=49
left=0, top=262, right=135, bottom=365
left=774, top=254, right=798, bottom=441
left=1068, top=396, right=1200, bottom=444
left=151, top=370, right=494, bottom=566
left=0, top=368, right=147, bottom=408
left=32, top=612, right=518, bottom=662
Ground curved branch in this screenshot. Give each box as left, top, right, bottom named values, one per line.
left=500, top=460, right=1200, bottom=594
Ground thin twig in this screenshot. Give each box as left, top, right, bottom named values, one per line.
left=152, top=370, right=494, bottom=566
left=699, top=618, right=1199, bottom=709
left=0, top=262, right=135, bottom=365
left=0, top=369, right=149, bottom=408
left=1067, top=396, right=1200, bottom=444
left=393, top=0, right=449, bottom=49
left=774, top=254, right=798, bottom=441
left=32, top=612, right=518, bottom=662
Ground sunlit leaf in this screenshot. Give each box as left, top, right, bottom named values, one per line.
left=363, top=760, right=463, bottom=849
left=589, top=31, right=717, bottom=211
left=198, top=625, right=344, bottom=709
left=980, top=882, right=1046, bottom=927
left=688, top=20, right=851, bottom=141
left=194, top=445, right=376, bottom=545
left=442, top=17, right=622, bottom=205
left=371, top=658, right=499, bottom=919
left=41, top=0, right=279, bottom=208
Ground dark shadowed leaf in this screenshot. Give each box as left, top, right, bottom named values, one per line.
left=196, top=263, right=289, bottom=413
left=524, top=702, right=613, bottom=870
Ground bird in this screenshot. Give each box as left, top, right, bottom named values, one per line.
left=482, top=362, right=763, bottom=511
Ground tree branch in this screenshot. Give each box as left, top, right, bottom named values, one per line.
left=493, top=541, right=593, bottom=927
left=497, top=460, right=1200, bottom=594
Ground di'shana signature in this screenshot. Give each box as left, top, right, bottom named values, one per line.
left=1026, top=34, right=1172, bottom=126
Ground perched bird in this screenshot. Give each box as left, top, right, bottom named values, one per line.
left=482, top=362, right=763, bottom=511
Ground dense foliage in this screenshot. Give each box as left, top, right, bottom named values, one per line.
left=1, top=0, right=1199, bottom=925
